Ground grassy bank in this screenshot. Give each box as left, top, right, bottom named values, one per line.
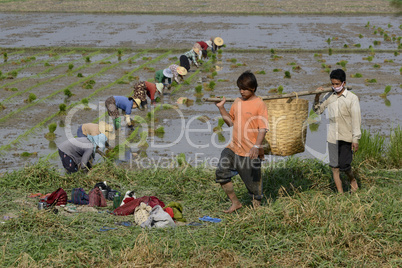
left=0, top=128, right=401, bottom=267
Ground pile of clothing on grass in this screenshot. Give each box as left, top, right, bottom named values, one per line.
left=30, top=181, right=185, bottom=229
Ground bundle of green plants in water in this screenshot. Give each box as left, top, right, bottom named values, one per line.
left=284, top=71, right=291, bottom=79
left=272, top=68, right=281, bottom=72
left=365, top=78, right=377, bottom=83
left=68, top=64, right=74, bottom=71
left=85, top=56, right=91, bottom=62
left=155, top=126, right=165, bottom=134
left=59, top=103, right=67, bottom=115
left=195, top=85, right=203, bottom=95
left=25, top=93, right=37, bottom=103
left=277, top=85, right=284, bottom=94
left=350, top=73, right=363, bottom=78
left=82, top=79, right=96, bottom=89
left=256, top=70, right=266, bottom=74
left=380, top=85, right=392, bottom=98
left=336, top=60, right=348, bottom=68
left=7, top=70, right=18, bottom=79
left=3, top=52, right=7, bottom=62
left=213, top=118, right=225, bottom=133
left=77, top=73, right=83, bottom=77
left=328, top=48, right=333, bottom=55
left=44, top=122, right=57, bottom=140
left=81, top=98, right=90, bottom=110
left=64, top=88, right=73, bottom=98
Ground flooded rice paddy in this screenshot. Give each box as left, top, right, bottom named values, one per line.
left=0, top=13, right=401, bottom=173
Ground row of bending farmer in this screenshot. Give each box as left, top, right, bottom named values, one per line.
left=214, top=69, right=361, bottom=213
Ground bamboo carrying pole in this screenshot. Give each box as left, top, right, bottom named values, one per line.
left=203, top=87, right=352, bottom=102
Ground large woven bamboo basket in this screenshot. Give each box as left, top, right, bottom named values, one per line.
left=263, top=97, right=309, bottom=156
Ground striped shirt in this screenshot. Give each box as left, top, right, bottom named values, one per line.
left=184, top=49, right=198, bottom=65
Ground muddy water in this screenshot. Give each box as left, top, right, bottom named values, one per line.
left=0, top=13, right=401, bottom=50
left=0, top=13, right=401, bottom=174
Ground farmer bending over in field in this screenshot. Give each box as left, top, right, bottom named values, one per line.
left=77, top=121, right=115, bottom=142
left=131, top=81, right=164, bottom=107
left=58, top=134, right=107, bottom=174
left=206, top=37, right=224, bottom=53
left=179, top=46, right=200, bottom=71
left=314, top=69, right=361, bottom=193
left=155, top=65, right=187, bottom=89
left=215, top=70, right=268, bottom=213
left=105, top=96, right=143, bottom=130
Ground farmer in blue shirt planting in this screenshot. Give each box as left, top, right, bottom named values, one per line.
left=105, top=96, right=143, bottom=129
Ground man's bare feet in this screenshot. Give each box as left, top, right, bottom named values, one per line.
left=223, top=203, right=242, bottom=213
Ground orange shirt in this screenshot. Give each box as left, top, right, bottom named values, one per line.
left=227, top=97, right=269, bottom=157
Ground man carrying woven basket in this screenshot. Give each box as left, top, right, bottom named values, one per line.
left=314, top=69, right=361, bottom=193
left=215, top=71, right=269, bottom=213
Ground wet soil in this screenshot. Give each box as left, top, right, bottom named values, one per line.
left=0, top=13, right=401, bottom=174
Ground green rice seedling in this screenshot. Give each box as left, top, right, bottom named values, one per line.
left=256, top=70, right=266, bottom=74
left=168, top=56, right=178, bottom=60
left=68, top=64, right=74, bottom=71
left=292, top=66, right=301, bottom=71
left=373, top=40, right=381, bottom=45
left=142, top=56, right=152, bottom=61
left=268, top=88, right=277, bottom=93
left=384, top=98, right=391, bottom=107
left=324, top=68, right=331, bottom=74
left=81, top=98, right=89, bottom=105
left=26, top=93, right=37, bottom=103
left=212, top=71, right=218, bottom=77
left=162, top=104, right=174, bottom=110
left=321, top=63, right=326, bottom=68
left=230, top=64, right=239, bottom=68
left=278, top=85, right=284, bottom=94
left=213, top=118, right=225, bottom=133
left=384, top=59, right=394, bottom=63
left=83, top=79, right=96, bottom=89
left=373, top=30, right=378, bottom=35
left=7, top=70, right=18, bottom=79
left=395, top=51, right=400, bottom=56
left=365, top=21, right=370, bottom=27
left=271, top=55, right=282, bottom=60
left=211, top=54, right=217, bottom=62
left=399, top=43, right=402, bottom=49
left=20, top=152, right=32, bottom=157
left=99, top=61, right=112, bottom=64
left=217, top=49, right=223, bottom=54
left=217, top=132, right=226, bottom=142
left=85, top=56, right=91, bottom=62
left=365, top=78, right=377, bottom=83
left=270, top=48, right=275, bottom=54
left=388, top=23, right=392, bottom=28
left=228, top=58, right=237, bottom=63
left=380, top=85, right=392, bottom=98
left=284, top=71, right=291, bottom=79
left=3, top=52, right=7, bottom=62
left=77, top=73, right=83, bottom=77
left=45, top=122, right=57, bottom=140
left=273, top=68, right=281, bottom=72
left=195, top=85, right=203, bottom=94
left=287, top=62, right=296, bottom=65
left=326, top=38, right=331, bottom=45
left=59, top=120, right=65, bottom=128
left=117, top=49, right=122, bottom=56
left=64, top=88, right=73, bottom=98
left=217, top=79, right=229, bottom=82
left=44, top=62, right=51, bottom=67
left=309, top=123, right=319, bottom=132
left=328, top=48, right=333, bottom=55
left=359, top=34, right=364, bottom=38
left=343, top=44, right=349, bottom=48
left=314, top=53, right=322, bottom=57
left=209, top=81, right=216, bottom=90
left=354, top=44, right=361, bottom=48
left=183, top=80, right=190, bottom=85
left=336, top=60, right=348, bottom=68
left=59, top=103, right=67, bottom=114
left=400, top=67, right=402, bottom=74
left=155, top=126, right=165, bottom=134
left=366, top=55, right=373, bottom=62
left=350, top=73, right=363, bottom=78
left=4, top=87, right=18, bottom=91
left=117, top=80, right=129, bottom=84
left=373, top=64, right=381, bottom=68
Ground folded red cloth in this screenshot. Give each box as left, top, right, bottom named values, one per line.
left=123, top=197, right=134, bottom=204
left=164, top=207, right=174, bottom=219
